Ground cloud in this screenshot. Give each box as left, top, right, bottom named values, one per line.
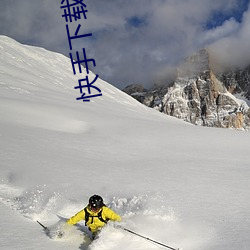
left=209, top=4, right=250, bottom=68
left=200, top=18, right=240, bottom=45
left=0, top=0, right=249, bottom=89
left=0, top=0, right=65, bottom=48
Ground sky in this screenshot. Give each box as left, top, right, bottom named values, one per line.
left=0, top=0, right=249, bottom=89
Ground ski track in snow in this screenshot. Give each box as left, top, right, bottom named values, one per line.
left=0, top=180, right=212, bottom=250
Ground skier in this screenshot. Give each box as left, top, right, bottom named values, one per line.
left=66, top=194, right=122, bottom=239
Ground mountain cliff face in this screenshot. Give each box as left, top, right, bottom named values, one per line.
left=123, top=49, right=250, bottom=130
left=217, top=66, right=250, bottom=100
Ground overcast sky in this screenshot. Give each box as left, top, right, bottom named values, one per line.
left=0, top=0, right=249, bottom=89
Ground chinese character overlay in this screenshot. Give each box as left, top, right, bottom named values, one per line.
left=66, top=24, right=92, bottom=50
left=70, top=48, right=96, bottom=75
left=75, top=75, right=102, bottom=102
left=60, top=0, right=102, bottom=102
left=61, top=0, right=88, bottom=22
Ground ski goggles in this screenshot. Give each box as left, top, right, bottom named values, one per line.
left=89, top=204, right=101, bottom=212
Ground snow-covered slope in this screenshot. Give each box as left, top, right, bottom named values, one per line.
left=0, top=36, right=250, bottom=250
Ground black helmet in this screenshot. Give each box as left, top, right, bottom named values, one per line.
left=89, top=195, right=104, bottom=210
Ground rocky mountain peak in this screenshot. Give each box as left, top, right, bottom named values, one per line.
left=123, top=49, right=250, bottom=130
left=177, top=49, right=210, bottom=78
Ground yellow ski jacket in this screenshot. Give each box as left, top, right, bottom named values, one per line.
left=67, top=206, right=121, bottom=233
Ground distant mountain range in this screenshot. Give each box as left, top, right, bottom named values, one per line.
left=123, top=49, right=250, bottom=130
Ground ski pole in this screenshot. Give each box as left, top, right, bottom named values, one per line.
left=37, top=220, right=48, bottom=231
left=122, top=227, right=180, bottom=250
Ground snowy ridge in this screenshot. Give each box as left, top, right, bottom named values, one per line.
left=0, top=35, right=147, bottom=108
left=1, top=36, right=250, bottom=250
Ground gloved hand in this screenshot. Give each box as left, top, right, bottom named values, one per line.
left=55, top=222, right=71, bottom=238
left=56, top=230, right=64, bottom=238
left=113, top=223, right=123, bottom=229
